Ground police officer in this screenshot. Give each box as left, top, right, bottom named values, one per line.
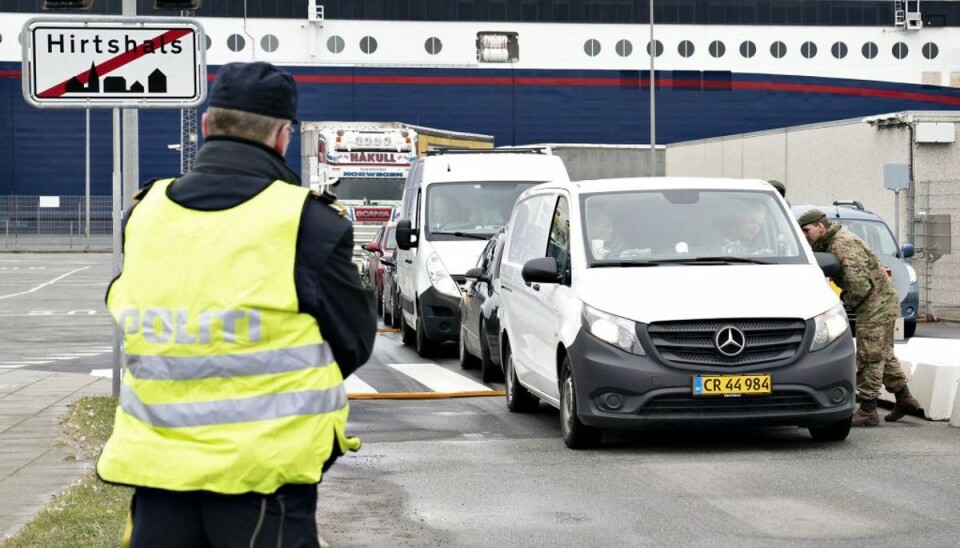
left=798, top=209, right=920, bottom=427
left=97, top=62, right=377, bottom=547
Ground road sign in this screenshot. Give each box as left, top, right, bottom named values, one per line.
left=22, top=16, right=206, bottom=109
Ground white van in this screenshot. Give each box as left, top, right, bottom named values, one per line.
left=394, top=151, right=569, bottom=357
left=498, top=177, right=855, bottom=448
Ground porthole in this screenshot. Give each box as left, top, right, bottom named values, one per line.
left=801, top=41, right=817, bottom=59
left=831, top=42, right=847, bottom=59
left=709, top=40, right=725, bottom=58
left=739, top=41, right=756, bottom=58
left=261, top=34, right=278, bottom=53
left=425, top=37, right=442, bottom=55
left=360, top=36, right=378, bottom=54
left=677, top=40, right=695, bottom=58
left=227, top=34, right=245, bottom=52
left=205, top=35, right=212, bottom=51
left=862, top=42, right=878, bottom=59
left=616, top=39, right=632, bottom=57
left=0, top=34, right=3, bottom=45
left=922, top=42, right=939, bottom=60
left=584, top=39, right=601, bottom=57
left=770, top=41, right=787, bottom=59
left=645, top=40, right=663, bottom=57
left=892, top=42, right=908, bottom=60
left=327, top=36, right=345, bottom=54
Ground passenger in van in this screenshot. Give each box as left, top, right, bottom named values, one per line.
left=430, top=194, right=465, bottom=230
left=720, top=200, right=771, bottom=255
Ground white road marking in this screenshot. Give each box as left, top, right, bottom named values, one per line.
left=343, top=375, right=378, bottom=394
left=0, top=266, right=91, bottom=300
left=386, top=363, right=492, bottom=393
left=90, top=369, right=113, bottom=379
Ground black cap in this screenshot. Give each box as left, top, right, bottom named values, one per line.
left=209, top=62, right=298, bottom=123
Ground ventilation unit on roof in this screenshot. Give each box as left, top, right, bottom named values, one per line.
left=477, top=32, right=519, bottom=64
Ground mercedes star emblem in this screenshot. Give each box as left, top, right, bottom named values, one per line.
left=714, top=326, right=746, bottom=357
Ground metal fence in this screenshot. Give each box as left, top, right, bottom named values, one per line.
left=0, top=195, right=113, bottom=252
left=912, top=178, right=960, bottom=321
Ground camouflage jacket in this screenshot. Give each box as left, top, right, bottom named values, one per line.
left=813, top=222, right=899, bottom=323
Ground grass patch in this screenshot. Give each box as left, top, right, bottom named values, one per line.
left=0, top=397, right=131, bottom=548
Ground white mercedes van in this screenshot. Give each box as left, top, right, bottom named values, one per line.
left=498, top=177, right=855, bottom=448
left=394, top=151, right=570, bottom=357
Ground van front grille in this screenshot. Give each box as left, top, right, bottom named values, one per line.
left=639, top=392, right=819, bottom=416
left=646, top=318, right=806, bottom=367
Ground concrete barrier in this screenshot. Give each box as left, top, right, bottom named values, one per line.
left=951, top=382, right=960, bottom=428
left=873, top=338, right=960, bottom=421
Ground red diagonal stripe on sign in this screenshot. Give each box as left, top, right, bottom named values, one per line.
left=38, top=28, right=192, bottom=98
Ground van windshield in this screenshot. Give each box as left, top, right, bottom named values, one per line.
left=426, top=182, right=540, bottom=240
left=581, top=189, right=807, bottom=266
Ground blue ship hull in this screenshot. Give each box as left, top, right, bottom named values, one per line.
left=2, top=62, right=960, bottom=196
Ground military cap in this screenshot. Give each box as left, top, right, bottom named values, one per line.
left=768, top=180, right=786, bottom=197
left=798, top=209, right=827, bottom=227
left=209, top=62, right=299, bottom=122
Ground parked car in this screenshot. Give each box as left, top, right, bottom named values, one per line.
left=459, top=229, right=506, bottom=382
left=499, top=177, right=855, bottom=449
left=394, top=150, right=570, bottom=357
left=791, top=202, right=918, bottom=339
left=360, top=222, right=397, bottom=315
left=381, top=254, right=401, bottom=328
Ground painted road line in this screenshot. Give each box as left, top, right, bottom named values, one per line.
left=343, top=375, right=378, bottom=395
left=90, top=369, right=113, bottom=379
left=386, top=363, right=492, bottom=393
left=0, top=266, right=91, bottom=300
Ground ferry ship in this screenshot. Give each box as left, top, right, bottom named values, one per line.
left=1, top=0, right=959, bottom=196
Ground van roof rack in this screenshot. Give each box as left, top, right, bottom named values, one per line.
left=424, top=147, right=544, bottom=156
left=833, top=200, right=865, bottom=210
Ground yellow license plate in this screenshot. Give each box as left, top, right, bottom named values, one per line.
left=692, top=374, right=772, bottom=396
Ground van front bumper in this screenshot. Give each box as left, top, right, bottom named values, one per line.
left=567, top=329, right=856, bottom=430
left=418, top=286, right=461, bottom=343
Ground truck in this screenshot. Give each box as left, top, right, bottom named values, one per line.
left=300, top=122, right=493, bottom=260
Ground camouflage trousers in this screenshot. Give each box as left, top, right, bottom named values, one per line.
left=856, top=317, right=909, bottom=400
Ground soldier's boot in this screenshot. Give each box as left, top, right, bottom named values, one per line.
left=885, top=386, right=921, bottom=423
left=852, top=399, right=880, bottom=427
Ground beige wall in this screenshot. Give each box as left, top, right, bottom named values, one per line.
left=666, top=114, right=960, bottom=313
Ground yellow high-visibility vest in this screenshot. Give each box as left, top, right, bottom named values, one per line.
left=98, top=178, right=359, bottom=494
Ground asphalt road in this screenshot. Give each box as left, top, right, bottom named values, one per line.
left=2, top=253, right=960, bottom=547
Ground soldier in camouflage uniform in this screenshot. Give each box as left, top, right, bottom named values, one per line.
left=798, top=209, right=921, bottom=426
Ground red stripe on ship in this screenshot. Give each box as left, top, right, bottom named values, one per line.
left=38, top=28, right=192, bottom=98
left=4, top=67, right=957, bottom=106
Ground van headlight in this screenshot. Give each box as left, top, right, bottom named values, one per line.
left=581, top=304, right=645, bottom=355
left=426, top=252, right=461, bottom=297
left=810, top=303, right=849, bottom=352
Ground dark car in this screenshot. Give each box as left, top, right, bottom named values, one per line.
left=792, top=202, right=918, bottom=338
left=459, top=229, right=506, bottom=382
left=381, top=252, right=401, bottom=328
left=360, top=222, right=397, bottom=315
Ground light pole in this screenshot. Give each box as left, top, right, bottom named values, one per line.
left=649, top=0, right=657, bottom=176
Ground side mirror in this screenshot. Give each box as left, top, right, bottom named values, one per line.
left=380, top=256, right=396, bottom=267
left=901, top=243, right=915, bottom=259
left=465, top=266, right=488, bottom=283
left=522, top=257, right=560, bottom=285
left=361, top=241, right=380, bottom=253
left=395, top=219, right=419, bottom=250
left=814, top=252, right=842, bottom=279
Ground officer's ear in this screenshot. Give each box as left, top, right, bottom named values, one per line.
left=274, top=122, right=293, bottom=157
left=201, top=112, right=210, bottom=139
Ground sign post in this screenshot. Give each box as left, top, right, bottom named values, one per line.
left=22, top=16, right=206, bottom=397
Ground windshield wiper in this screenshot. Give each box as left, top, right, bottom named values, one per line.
left=652, top=256, right=772, bottom=265
left=590, top=260, right=662, bottom=268
left=430, top=231, right=490, bottom=240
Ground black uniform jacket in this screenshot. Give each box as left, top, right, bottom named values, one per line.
left=124, top=136, right=377, bottom=378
